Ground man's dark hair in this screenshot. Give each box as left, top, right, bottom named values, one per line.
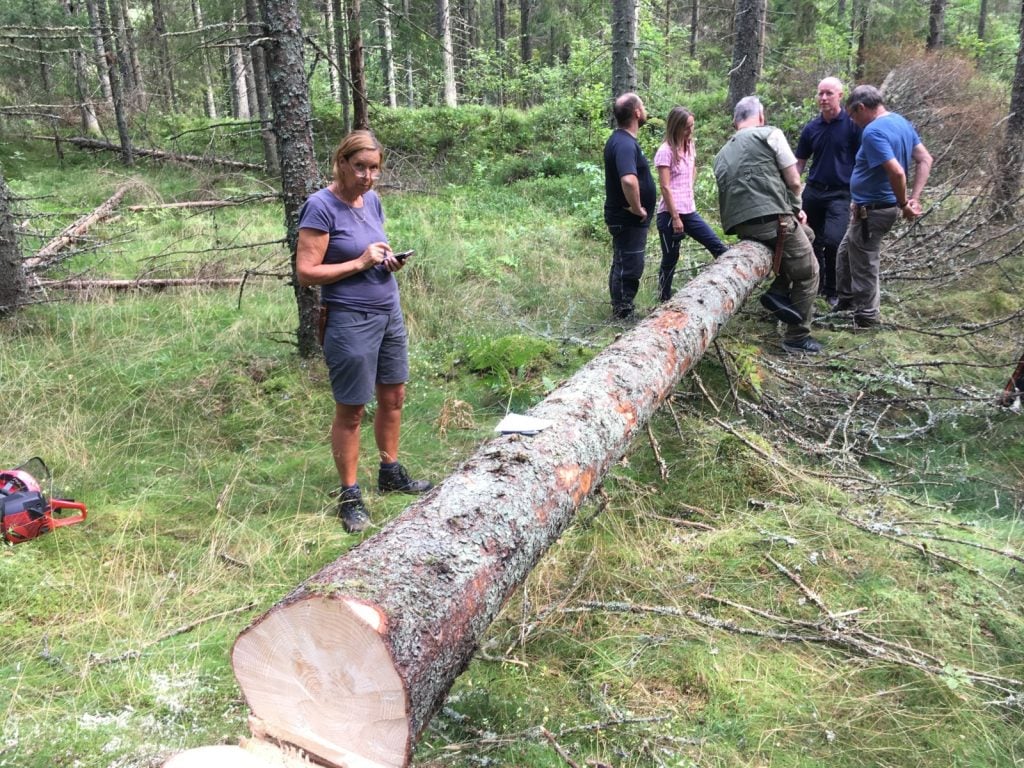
left=613, top=93, right=641, bottom=127
left=846, top=84, right=885, bottom=112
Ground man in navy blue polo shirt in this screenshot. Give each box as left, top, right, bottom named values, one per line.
left=795, top=77, right=860, bottom=309
left=604, top=92, right=656, bottom=320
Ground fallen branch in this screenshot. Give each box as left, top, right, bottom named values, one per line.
left=66, top=136, right=264, bottom=171
left=38, top=277, right=253, bottom=291
left=25, top=183, right=130, bottom=270
left=127, top=195, right=278, bottom=211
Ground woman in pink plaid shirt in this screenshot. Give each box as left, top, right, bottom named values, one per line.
left=654, top=106, right=728, bottom=301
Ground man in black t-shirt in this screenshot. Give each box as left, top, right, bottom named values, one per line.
left=603, top=92, right=656, bottom=319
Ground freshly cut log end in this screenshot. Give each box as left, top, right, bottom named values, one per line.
left=232, top=595, right=410, bottom=768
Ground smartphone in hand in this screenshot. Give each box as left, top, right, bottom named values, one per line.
left=393, top=249, right=415, bottom=263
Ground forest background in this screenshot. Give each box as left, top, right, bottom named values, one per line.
left=1, top=0, right=1023, bottom=765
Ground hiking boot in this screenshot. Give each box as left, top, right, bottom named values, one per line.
left=759, top=292, right=803, bottom=325
left=832, top=298, right=853, bottom=312
left=337, top=486, right=370, bottom=533
left=378, top=463, right=433, bottom=495
left=854, top=314, right=881, bottom=328
left=781, top=336, right=823, bottom=355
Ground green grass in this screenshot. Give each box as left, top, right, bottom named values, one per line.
left=2, top=124, right=1023, bottom=768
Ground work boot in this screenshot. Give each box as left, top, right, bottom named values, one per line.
left=378, top=463, right=433, bottom=494
left=781, top=336, right=823, bottom=355
left=337, top=485, right=370, bottom=533
left=854, top=314, right=881, bottom=329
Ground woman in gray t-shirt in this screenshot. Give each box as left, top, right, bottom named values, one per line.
left=296, top=130, right=432, bottom=533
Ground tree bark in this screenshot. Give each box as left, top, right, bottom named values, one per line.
left=230, top=43, right=252, bottom=119
left=495, top=0, right=506, bottom=52
left=193, top=0, right=219, bottom=118
left=978, top=0, right=987, bottom=40
left=610, top=0, right=637, bottom=96
left=440, top=0, right=458, bottom=106
left=852, top=0, right=869, bottom=79
left=520, top=0, right=532, bottom=62
left=690, top=0, right=698, bottom=59
left=96, top=0, right=134, bottom=165
left=331, top=0, right=352, bottom=128
left=84, top=0, right=113, bottom=103
left=926, top=0, right=946, bottom=49
left=151, top=0, right=178, bottom=111
left=0, top=172, right=26, bottom=317
left=245, top=0, right=281, bottom=174
left=347, top=0, right=369, bottom=129
left=325, top=0, right=343, bottom=103
left=113, top=0, right=145, bottom=107
left=403, top=0, right=415, bottom=106
left=727, top=0, right=765, bottom=109
left=992, top=0, right=1024, bottom=217
left=261, top=0, right=321, bottom=358
left=380, top=0, right=397, bottom=107
left=228, top=241, right=775, bottom=768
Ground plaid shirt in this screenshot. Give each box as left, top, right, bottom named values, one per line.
left=654, top=141, right=697, bottom=216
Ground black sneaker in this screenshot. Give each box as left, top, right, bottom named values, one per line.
left=759, top=292, right=803, bottom=325
left=378, top=463, right=433, bottom=494
left=781, top=336, right=823, bottom=355
left=337, top=486, right=370, bottom=533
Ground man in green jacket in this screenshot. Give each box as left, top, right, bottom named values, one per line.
left=714, top=96, right=821, bottom=354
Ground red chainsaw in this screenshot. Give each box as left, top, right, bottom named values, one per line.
left=0, top=457, right=87, bottom=544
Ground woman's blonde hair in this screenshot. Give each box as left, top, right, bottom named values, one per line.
left=331, top=130, right=384, bottom=182
left=665, top=106, right=694, bottom=159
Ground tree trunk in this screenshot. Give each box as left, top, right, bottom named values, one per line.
left=380, top=0, right=397, bottom=107
left=495, top=0, right=505, bottom=51
left=851, top=0, right=869, bottom=79
left=246, top=0, right=281, bottom=174
left=25, top=183, right=130, bottom=271
left=727, top=0, right=765, bottom=109
left=926, top=0, right=946, bottom=49
left=347, top=0, right=369, bottom=129
left=440, top=0, right=458, bottom=106
left=520, top=0, right=532, bottom=62
left=404, top=0, right=415, bottom=106
left=331, top=0, right=352, bottom=128
left=261, top=0, right=321, bottom=358
left=151, top=0, right=178, bottom=110
left=63, top=0, right=102, bottom=135
left=230, top=43, right=252, bottom=119
left=0, top=172, right=26, bottom=317
left=96, top=0, right=134, bottom=165
left=84, top=0, right=113, bottom=103
left=978, top=0, right=987, bottom=40
left=193, top=0, right=219, bottom=118
left=991, top=0, right=1024, bottom=217
left=689, top=0, right=698, bottom=58
left=610, top=0, right=637, bottom=96
left=325, top=0, right=343, bottom=103
left=113, top=0, right=145, bottom=107
left=226, top=241, right=775, bottom=768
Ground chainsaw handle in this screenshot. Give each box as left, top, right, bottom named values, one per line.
left=48, top=499, right=87, bottom=527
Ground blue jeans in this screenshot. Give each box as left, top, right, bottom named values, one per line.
left=802, top=184, right=850, bottom=298
left=656, top=211, right=728, bottom=301
left=607, top=222, right=650, bottom=317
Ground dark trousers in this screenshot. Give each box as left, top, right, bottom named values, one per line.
left=802, top=184, right=850, bottom=299
left=655, top=211, right=728, bottom=301
left=607, top=222, right=649, bottom=317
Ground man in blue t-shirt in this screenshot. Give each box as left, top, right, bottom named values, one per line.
left=603, top=92, right=656, bottom=320
left=795, top=77, right=860, bottom=308
left=836, top=85, right=932, bottom=328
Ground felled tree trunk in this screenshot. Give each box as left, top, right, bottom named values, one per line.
left=25, top=184, right=130, bottom=271
left=223, top=241, right=773, bottom=768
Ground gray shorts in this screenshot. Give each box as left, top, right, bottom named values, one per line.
left=324, top=306, right=409, bottom=405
